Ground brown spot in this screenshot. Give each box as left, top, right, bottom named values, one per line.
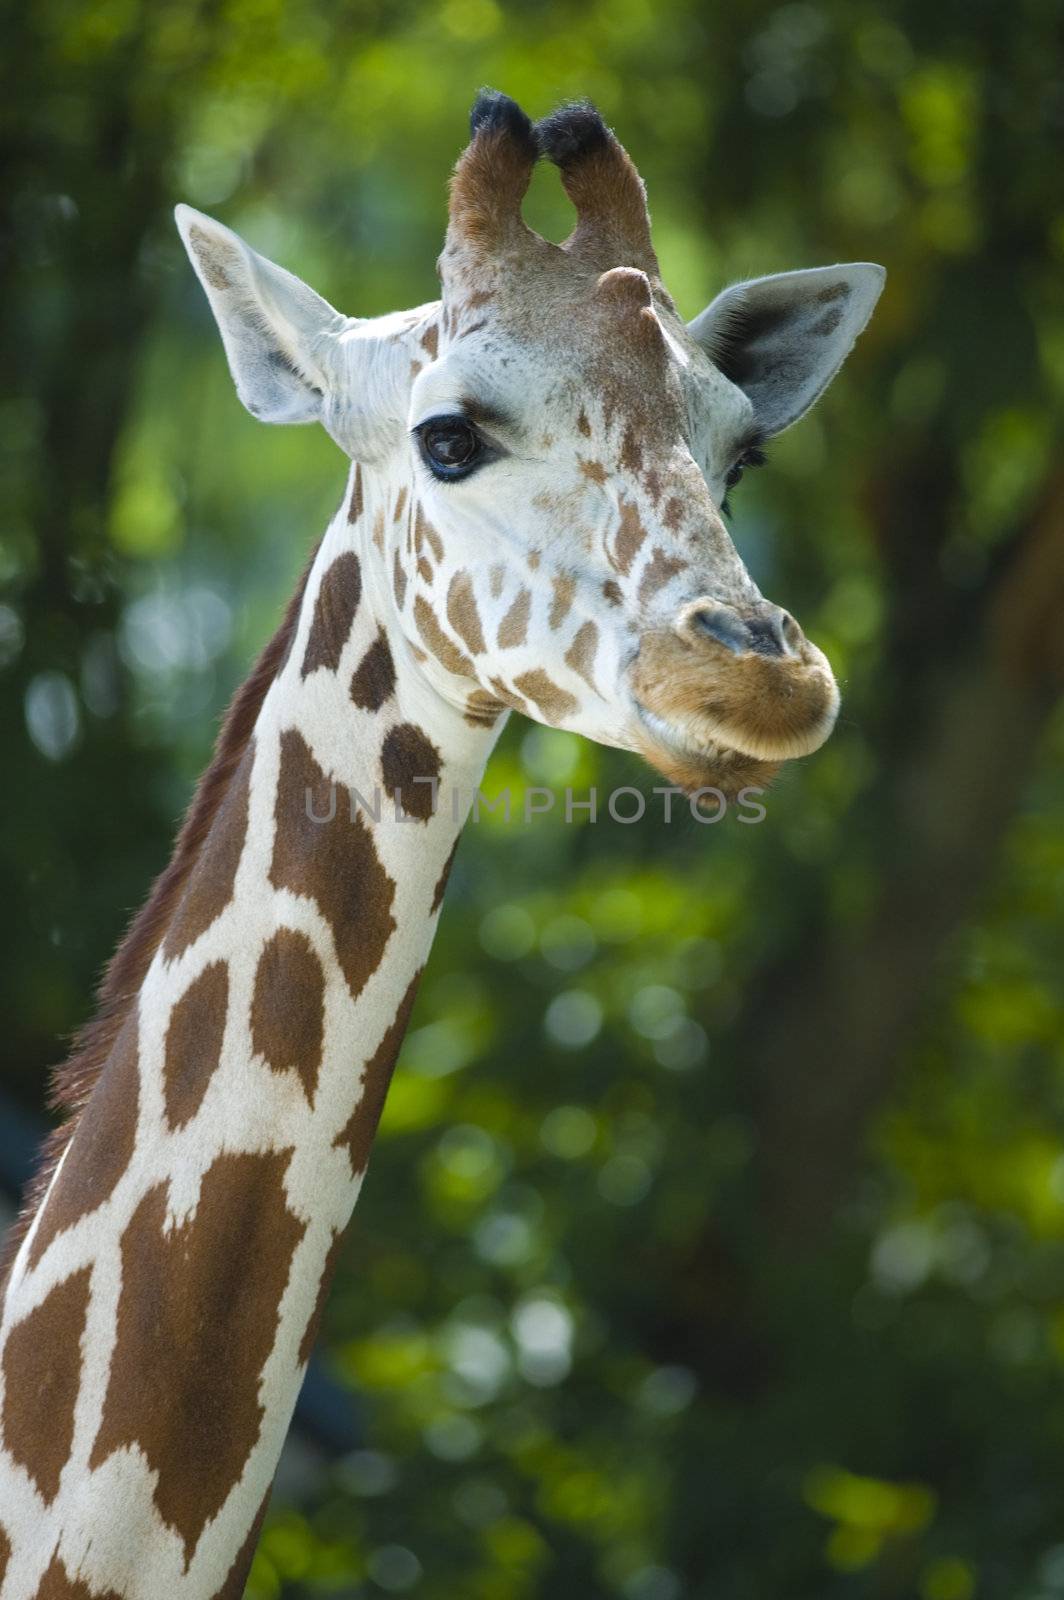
left=2, top=1267, right=91, bottom=1504
left=346, top=464, right=363, bottom=524
left=541, top=431, right=555, bottom=450
left=817, top=281, right=848, bottom=304
left=28, top=1013, right=140, bottom=1269
left=466, top=288, right=495, bottom=310
left=565, top=621, right=600, bottom=691
left=527, top=550, right=541, bottom=571
left=393, top=486, right=409, bottom=522
left=297, top=1231, right=345, bottom=1368
left=251, top=930, right=325, bottom=1106
left=301, top=552, right=362, bottom=677
left=165, top=743, right=252, bottom=960
left=431, top=838, right=460, bottom=915
left=455, top=317, right=488, bottom=339
left=393, top=548, right=408, bottom=609
left=409, top=359, right=423, bottom=380
left=513, top=670, right=578, bottom=722
left=549, top=575, right=575, bottom=629
left=414, top=594, right=474, bottom=678
left=419, top=323, right=439, bottom=360
left=620, top=425, right=642, bottom=473
left=350, top=628, right=396, bottom=712
left=163, top=961, right=229, bottom=1131
left=488, top=676, right=528, bottom=712
left=497, top=586, right=531, bottom=649
left=602, top=579, right=622, bottom=606
left=333, top=975, right=422, bottom=1175
left=663, top=496, right=684, bottom=530
left=415, top=505, right=444, bottom=563
left=417, top=556, right=434, bottom=584
left=381, top=723, right=442, bottom=822
left=210, top=1491, right=272, bottom=1600
left=270, top=730, right=396, bottom=1001
left=577, top=409, right=591, bottom=437
left=614, top=499, right=648, bottom=575
left=90, top=1151, right=306, bottom=1565
left=465, top=690, right=506, bottom=727
left=489, top=563, right=505, bottom=599
left=579, top=457, right=607, bottom=485
left=371, top=508, right=385, bottom=554
left=0, top=1526, right=8, bottom=1590
left=29, top=1556, right=122, bottom=1600
left=638, top=547, right=686, bottom=604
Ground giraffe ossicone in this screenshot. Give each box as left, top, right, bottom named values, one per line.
left=0, top=92, right=883, bottom=1597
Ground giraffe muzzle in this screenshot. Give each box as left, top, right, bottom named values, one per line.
left=632, top=595, right=840, bottom=771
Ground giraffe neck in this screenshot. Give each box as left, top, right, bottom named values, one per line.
left=0, top=465, right=501, bottom=1598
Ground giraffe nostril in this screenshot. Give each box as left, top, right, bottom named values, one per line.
left=745, top=609, right=788, bottom=657
left=781, top=611, right=803, bottom=651
left=691, top=604, right=750, bottom=655
left=687, top=601, right=799, bottom=658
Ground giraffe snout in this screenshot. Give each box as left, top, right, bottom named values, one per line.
left=632, top=595, right=840, bottom=768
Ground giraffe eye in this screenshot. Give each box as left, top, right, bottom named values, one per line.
left=416, top=416, right=484, bottom=480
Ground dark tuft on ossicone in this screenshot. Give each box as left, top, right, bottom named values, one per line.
left=536, top=100, right=611, bottom=168
left=469, top=89, right=538, bottom=159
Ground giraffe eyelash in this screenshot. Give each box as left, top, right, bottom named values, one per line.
left=721, top=443, right=767, bottom=516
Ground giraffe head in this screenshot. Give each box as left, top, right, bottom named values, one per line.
left=177, top=92, right=883, bottom=796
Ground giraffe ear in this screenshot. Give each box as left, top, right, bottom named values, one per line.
left=175, top=204, right=348, bottom=426
left=687, top=264, right=885, bottom=436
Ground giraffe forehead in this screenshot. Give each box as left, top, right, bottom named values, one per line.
left=428, top=253, right=755, bottom=463
left=415, top=311, right=695, bottom=447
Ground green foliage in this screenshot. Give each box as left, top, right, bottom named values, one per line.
left=2, top=0, right=1062, bottom=1595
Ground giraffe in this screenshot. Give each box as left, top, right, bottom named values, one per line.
left=0, top=92, right=883, bottom=1597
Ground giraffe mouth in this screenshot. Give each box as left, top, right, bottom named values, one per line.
left=632, top=703, right=782, bottom=799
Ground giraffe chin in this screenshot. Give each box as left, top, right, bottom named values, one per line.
left=634, top=706, right=781, bottom=802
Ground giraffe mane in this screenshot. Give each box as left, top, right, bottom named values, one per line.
left=0, top=543, right=320, bottom=1285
